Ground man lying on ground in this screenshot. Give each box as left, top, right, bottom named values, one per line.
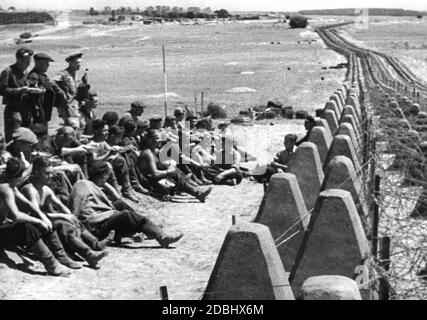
left=69, top=160, right=183, bottom=248
left=21, top=157, right=113, bottom=268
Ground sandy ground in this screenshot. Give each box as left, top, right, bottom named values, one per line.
left=0, top=120, right=306, bottom=300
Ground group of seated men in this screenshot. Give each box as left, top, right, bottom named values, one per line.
left=0, top=46, right=317, bottom=278
left=0, top=82, right=269, bottom=274
left=0, top=98, right=315, bottom=277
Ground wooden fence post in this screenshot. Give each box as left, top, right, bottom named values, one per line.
left=379, top=236, right=391, bottom=300
left=160, top=286, right=169, bottom=300
left=372, top=175, right=381, bottom=257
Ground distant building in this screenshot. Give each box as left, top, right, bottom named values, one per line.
left=53, top=10, right=70, bottom=27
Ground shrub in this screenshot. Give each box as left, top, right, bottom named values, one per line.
left=203, top=102, right=227, bottom=119
left=289, top=15, right=308, bottom=29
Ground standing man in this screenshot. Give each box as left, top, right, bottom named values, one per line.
left=54, top=52, right=83, bottom=126
left=28, top=52, right=56, bottom=126
left=0, top=47, right=42, bottom=142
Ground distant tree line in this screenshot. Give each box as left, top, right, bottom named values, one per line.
left=89, top=6, right=231, bottom=19
left=0, top=11, right=54, bottom=25
left=299, top=8, right=426, bottom=16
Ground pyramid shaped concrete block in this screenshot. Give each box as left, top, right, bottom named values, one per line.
left=330, top=94, right=343, bottom=113
left=324, top=110, right=339, bottom=135
left=288, top=142, right=324, bottom=211
left=324, top=134, right=362, bottom=174
left=322, top=156, right=369, bottom=219
left=337, top=122, right=362, bottom=158
left=316, top=118, right=332, bottom=138
left=289, top=189, right=370, bottom=297
left=255, top=173, right=310, bottom=272
left=325, top=100, right=340, bottom=121
left=308, top=126, right=332, bottom=163
left=302, top=275, right=362, bottom=300
left=203, top=223, right=295, bottom=300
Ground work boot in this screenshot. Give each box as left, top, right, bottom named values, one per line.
left=95, top=230, right=116, bottom=250
left=122, top=188, right=139, bottom=202
left=29, top=239, right=70, bottom=277
left=132, top=182, right=150, bottom=195
left=158, top=232, right=184, bottom=248
left=190, top=174, right=205, bottom=186
left=140, top=219, right=184, bottom=248
left=196, top=186, right=214, bottom=203
left=198, top=172, right=212, bottom=185
left=85, top=250, right=109, bottom=268
left=44, top=231, right=82, bottom=269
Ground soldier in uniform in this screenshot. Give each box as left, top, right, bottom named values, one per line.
left=79, top=91, right=98, bottom=136
left=0, top=47, right=42, bottom=142
left=54, top=52, right=83, bottom=126
left=28, top=52, right=56, bottom=126
left=118, top=101, right=146, bottom=127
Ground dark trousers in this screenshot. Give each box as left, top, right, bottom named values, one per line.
left=54, top=219, right=102, bottom=256
left=0, top=222, right=46, bottom=250
left=148, top=168, right=200, bottom=196
left=93, top=200, right=164, bottom=242
left=109, top=155, right=132, bottom=191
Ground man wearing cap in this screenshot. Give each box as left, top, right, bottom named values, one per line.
left=79, top=91, right=98, bottom=136
left=149, top=115, right=163, bottom=130
left=54, top=52, right=83, bottom=126
left=7, top=127, right=38, bottom=161
left=28, top=52, right=56, bottom=126
left=118, top=101, right=146, bottom=127
left=174, top=107, right=186, bottom=130
left=0, top=47, right=38, bottom=142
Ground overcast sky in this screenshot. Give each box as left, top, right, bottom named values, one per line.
left=2, top=0, right=427, bottom=12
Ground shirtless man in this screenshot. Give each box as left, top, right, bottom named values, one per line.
left=0, top=158, right=78, bottom=276
left=21, top=157, right=113, bottom=268
left=138, top=130, right=213, bottom=201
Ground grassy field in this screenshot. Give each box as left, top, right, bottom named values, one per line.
left=0, top=17, right=346, bottom=132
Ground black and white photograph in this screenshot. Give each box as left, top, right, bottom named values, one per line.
left=0, top=0, right=426, bottom=304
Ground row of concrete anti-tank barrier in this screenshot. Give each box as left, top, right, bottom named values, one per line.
left=201, top=23, right=427, bottom=300
left=202, top=65, right=372, bottom=299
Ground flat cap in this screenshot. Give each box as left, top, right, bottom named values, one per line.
left=186, top=114, right=197, bottom=120
left=34, top=52, right=54, bottom=62
left=174, top=107, right=185, bottom=116
left=16, top=46, right=34, bottom=58
left=65, top=52, right=83, bottom=62
left=149, top=115, right=163, bottom=122
left=12, top=127, right=38, bottom=144
left=131, top=101, right=147, bottom=109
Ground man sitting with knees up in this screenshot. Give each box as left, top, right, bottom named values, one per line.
left=69, top=160, right=183, bottom=248
left=0, top=158, right=78, bottom=276
left=21, top=157, right=113, bottom=268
